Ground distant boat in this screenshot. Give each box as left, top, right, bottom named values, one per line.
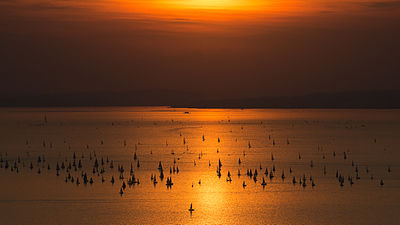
left=184, top=112, right=190, bottom=114
left=166, top=177, right=173, bottom=187
left=261, top=177, right=267, bottom=187
left=189, top=203, right=194, bottom=212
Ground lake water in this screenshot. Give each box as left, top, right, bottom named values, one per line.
left=0, top=107, right=399, bottom=224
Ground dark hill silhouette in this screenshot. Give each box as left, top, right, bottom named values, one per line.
left=174, top=90, right=400, bottom=108
left=0, top=90, right=399, bottom=108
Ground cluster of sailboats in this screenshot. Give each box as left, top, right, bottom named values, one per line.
left=0, top=127, right=394, bottom=217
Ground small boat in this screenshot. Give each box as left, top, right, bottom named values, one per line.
left=261, top=177, right=267, bottom=187
left=188, top=203, right=194, bottom=212
left=166, top=177, right=173, bottom=186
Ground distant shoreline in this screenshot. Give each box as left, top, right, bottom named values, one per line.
left=0, top=105, right=399, bottom=109
left=171, top=106, right=400, bottom=109
left=1, top=90, right=399, bottom=109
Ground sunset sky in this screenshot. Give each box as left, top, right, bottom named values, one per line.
left=1, top=0, right=399, bottom=99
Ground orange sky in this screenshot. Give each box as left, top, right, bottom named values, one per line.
left=0, top=0, right=399, bottom=98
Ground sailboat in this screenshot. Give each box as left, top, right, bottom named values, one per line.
left=261, top=177, right=267, bottom=186
left=189, top=203, right=194, bottom=212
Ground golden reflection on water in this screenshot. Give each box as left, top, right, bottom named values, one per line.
left=0, top=107, right=399, bottom=224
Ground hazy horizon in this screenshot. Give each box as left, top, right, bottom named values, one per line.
left=0, top=89, right=399, bottom=108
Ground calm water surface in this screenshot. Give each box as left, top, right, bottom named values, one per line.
left=0, top=107, right=399, bottom=224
